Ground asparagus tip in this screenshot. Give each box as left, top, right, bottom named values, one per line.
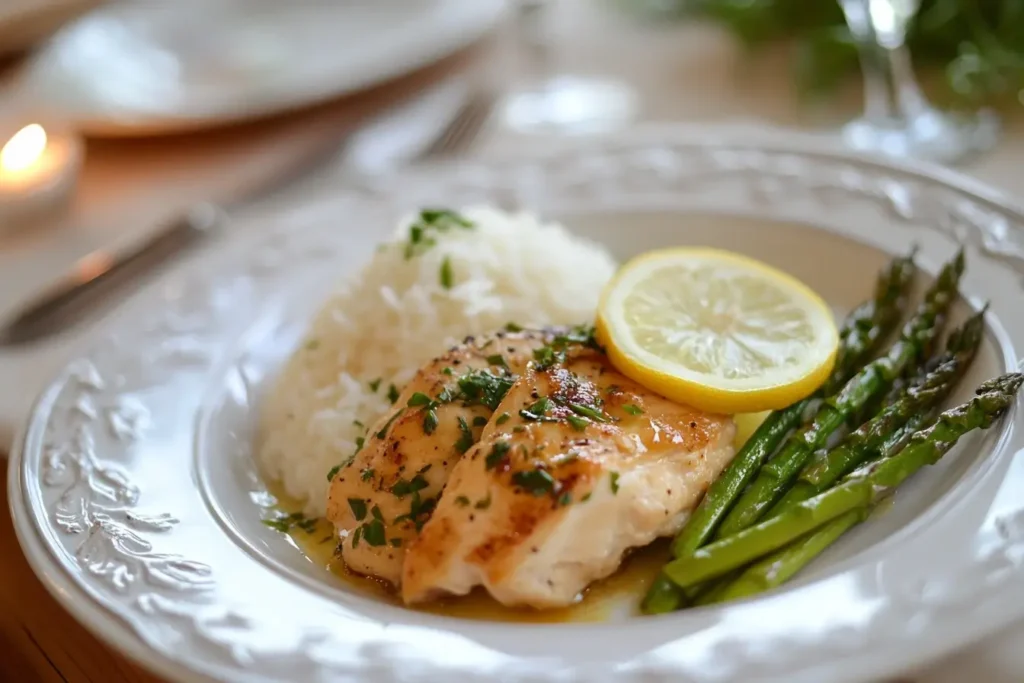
left=976, top=373, right=1024, bottom=396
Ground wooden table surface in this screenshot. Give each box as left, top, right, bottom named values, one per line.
left=6, top=2, right=1024, bottom=682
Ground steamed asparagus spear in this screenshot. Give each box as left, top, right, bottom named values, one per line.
left=770, top=309, right=986, bottom=513
left=663, top=373, right=1023, bottom=589
left=640, top=252, right=917, bottom=614
left=713, top=250, right=964, bottom=538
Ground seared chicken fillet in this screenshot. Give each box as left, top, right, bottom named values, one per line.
left=325, top=330, right=550, bottom=584
left=402, top=346, right=736, bottom=608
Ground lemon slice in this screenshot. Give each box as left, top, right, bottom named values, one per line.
left=596, top=248, right=838, bottom=414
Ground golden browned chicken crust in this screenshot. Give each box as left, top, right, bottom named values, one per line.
left=402, top=346, right=735, bottom=608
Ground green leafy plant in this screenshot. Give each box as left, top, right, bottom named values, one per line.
left=658, top=0, right=1024, bottom=104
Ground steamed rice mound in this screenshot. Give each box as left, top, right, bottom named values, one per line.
left=258, top=205, right=618, bottom=515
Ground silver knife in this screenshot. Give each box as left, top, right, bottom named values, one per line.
left=0, top=80, right=474, bottom=346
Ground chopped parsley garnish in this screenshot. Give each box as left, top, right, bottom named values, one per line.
left=390, top=538, right=403, bottom=547
left=457, top=370, right=515, bottom=410
left=440, top=256, right=454, bottom=289
left=442, top=367, right=453, bottom=376
left=569, top=402, right=609, bottom=423
left=369, top=378, right=382, bottom=392
left=326, top=464, right=342, bottom=482
left=623, top=404, right=643, bottom=416
left=512, top=469, right=556, bottom=496
left=454, top=495, right=471, bottom=507
left=486, top=353, right=506, bottom=367
left=387, top=384, right=400, bottom=404
left=305, top=339, right=320, bottom=350
left=408, top=392, right=432, bottom=407
left=361, top=519, right=386, bottom=546
left=423, top=408, right=439, bottom=434
left=391, top=474, right=429, bottom=497
left=581, top=492, right=592, bottom=502
left=504, top=322, right=524, bottom=332
left=566, top=414, right=589, bottom=431
left=529, top=397, right=551, bottom=414
left=262, top=512, right=319, bottom=534
left=610, top=471, right=620, bottom=494
left=394, top=492, right=438, bottom=531
left=354, top=436, right=365, bottom=451
left=348, top=498, right=368, bottom=521
left=475, top=492, right=492, bottom=509
left=403, top=208, right=475, bottom=259
left=496, top=412, right=511, bottom=425
left=485, top=440, right=511, bottom=470
left=532, top=325, right=600, bottom=370
left=371, top=505, right=384, bottom=522
left=352, top=526, right=362, bottom=548
left=558, top=491, right=572, bottom=506
left=360, top=467, right=375, bottom=481
left=455, top=416, right=475, bottom=454
left=353, top=419, right=364, bottom=428
left=513, top=425, right=526, bottom=433
left=473, top=415, right=489, bottom=427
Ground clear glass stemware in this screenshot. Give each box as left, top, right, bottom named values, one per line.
left=498, top=0, right=637, bottom=135
left=838, top=0, right=999, bottom=164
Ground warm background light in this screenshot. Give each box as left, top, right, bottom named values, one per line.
left=0, top=124, right=48, bottom=174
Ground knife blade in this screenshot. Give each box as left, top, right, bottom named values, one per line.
left=0, top=80, right=472, bottom=346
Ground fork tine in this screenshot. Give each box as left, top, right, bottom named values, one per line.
left=420, top=91, right=493, bottom=158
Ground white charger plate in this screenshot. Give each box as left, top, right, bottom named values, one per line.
left=9, top=126, right=1024, bottom=683
left=17, top=0, right=505, bottom=136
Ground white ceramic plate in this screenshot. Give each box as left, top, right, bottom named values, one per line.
left=10, top=127, right=1024, bottom=683
left=17, top=0, right=505, bottom=136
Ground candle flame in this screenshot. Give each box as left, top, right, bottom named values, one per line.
left=1, top=124, right=48, bottom=174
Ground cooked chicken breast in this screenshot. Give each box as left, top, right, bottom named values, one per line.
left=402, top=346, right=736, bottom=609
left=325, top=329, right=550, bottom=584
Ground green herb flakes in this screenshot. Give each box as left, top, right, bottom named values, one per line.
left=423, top=408, right=439, bottom=434
left=567, top=414, right=589, bottom=431
left=496, top=412, right=511, bottom=425
left=623, top=404, right=643, bottom=416
left=352, top=526, right=362, bottom=548
left=369, top=378, right=382, bottom=392
left=408, top=392, right=432, bottom=407
left=326, top=464, right=342, bottom=482
left=390, top=538, right=403, bottom=548
left=486, top=353, right=506, bottom=367
left=485, top=440, right=511, bottom=470
left=305, top=339, right=320, bottom=351
left=455, top=495, right=471, bottom=507
left=392, top=474, right=429, bottom=498
left=610, top=471, right=620, bottom=494
left=362, top=519, right=386, bottom=546
left=504, top=322, right=524, bottom=332
left=440, top=256, right=454, bottom=289
left=512, top=469, right=556, bottom=496
left=360, top=467, right=375, bottom=482
left=455, top=416, right=475, bottom=454
left=348, top=498, right=368, bottom=521
left=473, top=416, right=489, bottom=427
left=387, top=384, right=400, bottom=404
left=475, top=492, right=492, bottom=510
left=457, top=370, right=515, bottom=410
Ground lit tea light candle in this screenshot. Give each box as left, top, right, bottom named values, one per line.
left=0, top=121, right=83, bottom=228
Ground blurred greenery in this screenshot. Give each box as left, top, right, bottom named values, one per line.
left=620, top=0, right=1024, bottom=106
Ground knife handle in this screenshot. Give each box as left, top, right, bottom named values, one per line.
left=1, top=203, right=225, bottom=346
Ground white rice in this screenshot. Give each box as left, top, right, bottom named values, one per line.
left=258, top=205, right=618, bottom=515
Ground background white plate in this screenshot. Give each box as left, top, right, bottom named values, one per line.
left=17, top=0, right=506, bottom=136
left=9, top=127, right=1024, bottom=683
